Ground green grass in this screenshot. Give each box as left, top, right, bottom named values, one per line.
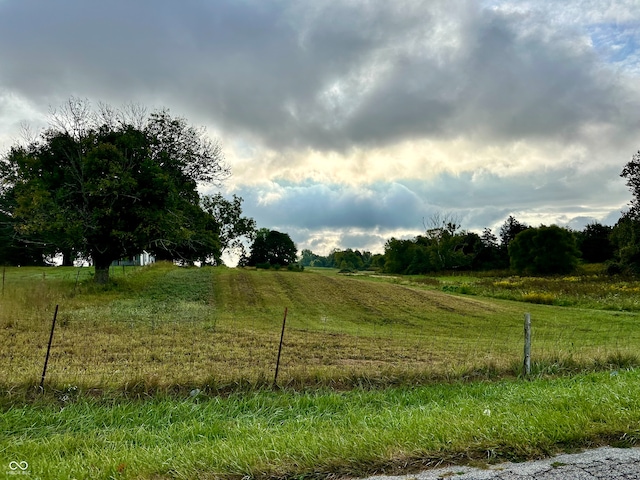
left=3, top=263, right=640, bottom=478
left=2, top=369, right=640, bottom=479
left=1, top=263, right=640, bottom=391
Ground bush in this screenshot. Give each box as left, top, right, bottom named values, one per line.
left=441, top=284, right=473, bottom=294
left=605, top=262, right=623, bottom=276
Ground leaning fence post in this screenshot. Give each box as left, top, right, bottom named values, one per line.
left=273, top=307, right=288, bottom=387
left=40, top=305, right=59, bottom=391
left=523, top=312, right=531, bottom=377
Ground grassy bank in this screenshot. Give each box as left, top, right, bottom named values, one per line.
left=2, top=369, right=640, bottom=479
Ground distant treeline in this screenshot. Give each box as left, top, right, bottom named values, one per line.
left=300, top=215, right=625, bottom=275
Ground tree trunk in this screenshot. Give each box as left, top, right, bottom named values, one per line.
left=92, top=254, right=112, bottom=284
left=61, top=249, right=75, bottom=267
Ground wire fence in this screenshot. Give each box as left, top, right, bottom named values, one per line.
left=1, top=266, right=639, bottom=391
left=4, top=309, right=638, bottom=390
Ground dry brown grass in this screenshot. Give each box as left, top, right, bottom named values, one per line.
left=1, top=263, right=638, bottom=391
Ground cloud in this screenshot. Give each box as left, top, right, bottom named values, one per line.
left=0, top=0, right=638, bottom=256
left=227, top=181, right=427, bottom=231
left=2, top=0, right=636, bottom=152
left=221, top=155, right=629, bottom=255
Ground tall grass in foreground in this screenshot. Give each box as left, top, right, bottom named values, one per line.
left=2, top=369, right=640, bottom=479
left=1, top=263, right=640, bottom=391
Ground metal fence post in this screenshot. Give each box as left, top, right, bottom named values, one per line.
left=273, top=307, right=288, bottom=387
left=523, top=313, right=531, bottom=377
left=40, top=305, right=59, bottom=391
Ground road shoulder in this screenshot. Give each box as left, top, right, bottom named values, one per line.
left=362, top=446, right=640, bottom=480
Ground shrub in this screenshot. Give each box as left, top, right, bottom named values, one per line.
left=605, top=262, right=623, bottom=276
left=441, top=284, right=473, bottom=294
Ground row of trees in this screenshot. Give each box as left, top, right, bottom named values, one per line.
left=292, top=148, right=640, bottom=276
left=297, top=217, right=580, bottom=275
left=0, top=100, right=256, bottom=282
left=382, top=216, right=617, bottom=275
left=299, top=217, right=621, bottom=276
left=256, top=148, right=640, bottom=276
left=299, top=248, right=384, bottom=271
left=301, top=151, right=640, bottom=276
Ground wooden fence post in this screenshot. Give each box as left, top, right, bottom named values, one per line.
left=523, top=312, right=531, bottom=377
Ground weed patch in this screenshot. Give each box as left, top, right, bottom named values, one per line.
left=522, top=292, right=556, bottom=305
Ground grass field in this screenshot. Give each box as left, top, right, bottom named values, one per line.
left=1, top=263, right=640, bottom=478
left=1, top=263, right=639, bottom=391
left=3, top=370, right=640, bottom=479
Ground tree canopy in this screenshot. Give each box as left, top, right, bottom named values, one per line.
left=576, top=222, right=614, bottom=264
left=509, top=225, right=580, bottom=275
left=201, top=193, right=256, bottom=265
left=244, top=229, right=297, bottom=267
left=0, top=99, right=231, bottom=282
left=609, top=151, right=640, bottom=275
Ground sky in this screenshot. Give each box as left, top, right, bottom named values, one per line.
left=0, top=0, right=639, bottom=258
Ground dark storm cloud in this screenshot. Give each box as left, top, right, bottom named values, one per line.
left=1, top=0, right=635, bottom=151
left=0, top=0, right=407, bottom=147
left=350, top=10, right=638, bottom=146
left=234, top=181, right=426, bottom=231
left=231, top=161, right=628, bottom=237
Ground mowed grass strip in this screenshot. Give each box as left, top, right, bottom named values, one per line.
left=1, top=263, right=640, bottom=390
left=2, top=369, right=640, bottom=479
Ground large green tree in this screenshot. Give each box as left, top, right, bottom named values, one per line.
left=611, top=213, right=640, bottom=275
left=509, top=225, right=580, bottom=275
left=498, top=215, right=529, bottom=266
left=245, top=229, right=297, bottom=267
left=0, top=100, right=230, bottom=282
left=474, top=227, right=503, bottom=270
left=576, top=222, right=614, bottom=264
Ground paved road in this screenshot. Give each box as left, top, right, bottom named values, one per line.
left=364, top=446, right=640, bottom=479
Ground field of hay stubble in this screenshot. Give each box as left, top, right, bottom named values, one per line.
left=1, top=262, right=638, bottom=392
